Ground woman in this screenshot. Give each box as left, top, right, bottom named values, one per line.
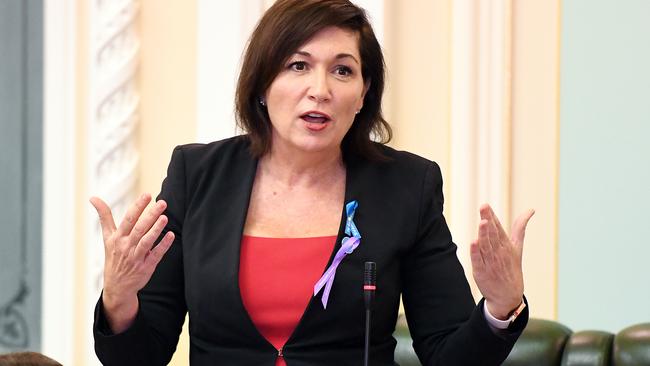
left=92, top=0, right=534, bottom=365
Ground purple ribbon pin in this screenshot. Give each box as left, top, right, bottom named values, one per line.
left=314, top=201, right=361, bottom=309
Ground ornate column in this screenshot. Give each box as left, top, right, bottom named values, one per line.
left=86, top=0, right=141, bottom=363
left=41, top=0, right=77, bottom=363
left=449, top=0, right=513, bottom=297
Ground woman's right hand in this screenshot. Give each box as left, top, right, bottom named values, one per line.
left=90, top=193, right=175, bottom=333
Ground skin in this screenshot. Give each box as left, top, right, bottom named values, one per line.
left=90, top=26, right=534, bottom=335
left=90, top=194, right=175, bottom=333
left=263, top=26, right=367, bottom=167
left=245, top=26, right=367, bottom=238
left=472, top=205, right=535, bottom=319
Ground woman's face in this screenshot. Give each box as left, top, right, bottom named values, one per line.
left=264, top=26, right=367, bottom=157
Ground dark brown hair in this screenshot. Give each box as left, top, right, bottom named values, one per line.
left=235, top=0, right=392, bottom=161
left=0, top=352, right=62, bottom=366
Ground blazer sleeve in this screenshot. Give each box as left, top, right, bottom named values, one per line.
left=94, top=146, right=188, bottom=366
left=401, top=162, right=528, bottom=366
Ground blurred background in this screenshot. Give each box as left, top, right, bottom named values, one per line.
left=0, top=0, right=648, bottom=364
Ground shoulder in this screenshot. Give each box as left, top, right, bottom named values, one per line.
left=345, top=143, right=445, bottom=214
left=165, top=135, right=256, bottom=188
left=173, top=135, right=252, bottom=163
left=351, top=143, right=443, bottom=182
left=172, top=135, right=254, bottom=169
left=377, top=143, right=439, bottom=168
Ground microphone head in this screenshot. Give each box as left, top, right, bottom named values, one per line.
left=364, top=261, right=376, bottom=285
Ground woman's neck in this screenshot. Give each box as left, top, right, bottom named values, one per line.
left=259, top=145, right=345, bottom=188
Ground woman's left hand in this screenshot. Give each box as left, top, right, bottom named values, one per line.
left=470, top=204, right=535, bottom=320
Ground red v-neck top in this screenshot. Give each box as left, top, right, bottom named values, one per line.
left=239, top=235, right=337, bottom=366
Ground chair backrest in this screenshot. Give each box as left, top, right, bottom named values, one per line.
left=502, top=318, right=572, bottom=366
left=393, top=316, right=650, bottom=366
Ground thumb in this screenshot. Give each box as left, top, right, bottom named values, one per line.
left=89, top=196, right=117, bottom=241
left=511, top=209, right=535, bottom=247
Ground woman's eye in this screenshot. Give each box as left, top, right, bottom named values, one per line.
left=289, top=61, right=307, bottom=71
left=335, top=66, right=353, bottom=76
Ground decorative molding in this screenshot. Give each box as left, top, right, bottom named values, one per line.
left=0, top=281, right=29, bottom=348
left=41, top=0, right=76, bottom=363
left=86, top=0, right=141, bottom=363
left=449, top=0, right=513, bottom=297
left=196, top=0, right=237, bottom=143
left=196, top=0, right=266, bottom=143
left=450, top=0, right=478, bottom=281
left=475, top=0, right=512, bottom=225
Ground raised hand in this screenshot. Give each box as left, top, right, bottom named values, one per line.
left=89, top=193, right=175, bottom=333
left=470, top=204, right=534, bottom=320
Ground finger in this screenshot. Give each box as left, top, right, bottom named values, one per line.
left=144, top=231, right=175, bottom=268
left=511, top=209, right=535, bottom=247
left=117, top=193, right=152, bottom=237
left=485, top=210, right=505, bottom=250
left=477, top=219, right=494, bottom=262
left=480, top=205, right=503, bottom=250
left=134, top=214, right=169, bottom=259
left=485, top=204, right=510, bottom=243
left=89, top=196, right=117, bottom=241
left=470, top=239, right=485, bottom=270
left=480, top=204, right=504, bottom=245
left=479, top=203, right=490, bottom=221
left=130, top=200, right=168, bottom=245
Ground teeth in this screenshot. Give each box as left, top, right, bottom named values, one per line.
left=307, top=113, right=325, bottom=118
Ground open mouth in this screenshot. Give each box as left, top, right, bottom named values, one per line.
left=300, top=112, right=331, bottom=124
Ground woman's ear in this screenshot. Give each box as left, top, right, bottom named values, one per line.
left=358, top=80, right=371, bottom=111
left=362, top=80, right=371, bottom=99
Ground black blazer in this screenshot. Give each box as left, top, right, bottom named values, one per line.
left=94, top=135, right=527, bottom=365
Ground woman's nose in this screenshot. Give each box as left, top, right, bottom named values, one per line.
left=308, top=70, right=332, bottom=103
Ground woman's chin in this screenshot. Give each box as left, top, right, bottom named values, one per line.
left=271, top=131, right=344, bottom=157
left=289, top=138, right=341, bottom=156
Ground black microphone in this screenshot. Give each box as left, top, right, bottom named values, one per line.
left=364, top=262, right=376, bottom=310
left=363, top=262, right=376, bottom=366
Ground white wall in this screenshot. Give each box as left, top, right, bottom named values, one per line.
left=558, top=0, right=650, bottom=332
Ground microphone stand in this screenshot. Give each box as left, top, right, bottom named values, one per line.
left=363, top=262, right=376, bottom=366
left=364, top=308, right=372, bottom=366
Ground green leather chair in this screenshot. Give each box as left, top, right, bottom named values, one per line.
left=393, top=315, right=650, bottom=365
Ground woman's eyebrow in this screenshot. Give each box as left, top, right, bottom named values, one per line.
left=294, top=51, right=360, bottom=65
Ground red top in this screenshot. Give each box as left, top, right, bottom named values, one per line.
left=239, top=235, right=336, bottom=366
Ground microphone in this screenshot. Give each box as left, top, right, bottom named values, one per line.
left=364, top=262, right=376, bottom=310
left=363, top=262, right=376, bottom=366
